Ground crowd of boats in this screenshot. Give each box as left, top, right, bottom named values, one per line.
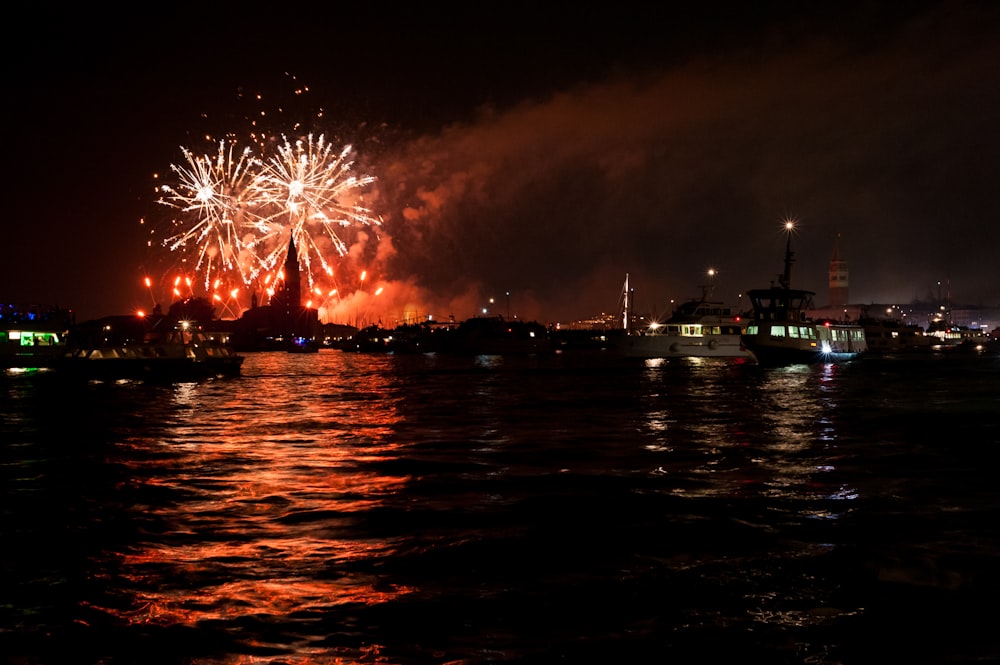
left=607, top=231, right=997, bottom=364
left=2, top=234, right=997, bottom=380
left=332, top=230, right=996, bottom=364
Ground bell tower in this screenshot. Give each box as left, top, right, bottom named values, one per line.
left=272, top=235, right=302, bottom=316
left=284, top=236, right=301, bottom=309
left=828, top=233, right=849, bottom=308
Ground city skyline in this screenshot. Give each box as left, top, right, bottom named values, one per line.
left=5, top=1, right=1000, bottom=324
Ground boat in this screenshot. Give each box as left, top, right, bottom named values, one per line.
left=859, top=315, right=935, bottom=353
left=609, top=274, right=754, bottom=359
left=288, top=335, right=320, bottom=353
left=1, top=303, right=74, bottom=370
left=741, top=224, right=868, bottom=365
left=439, top=316, right=553, bottom=355
left=341, top=323, right=441, bottom=354
left=58, top=315, right=244, bottom=381
left=922, top=320, right=998, bottom=352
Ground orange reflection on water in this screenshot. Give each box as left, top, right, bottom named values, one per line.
left=105, top=352, right=417, bottom=644
left=115, top=571, right=415, bottom=626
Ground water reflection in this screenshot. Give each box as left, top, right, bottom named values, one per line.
left=9, top=351, right=993, bottom=663
left=638, top=360, right=858, bottom=511
left=748, top=365, right=859, bottom=512
left=98, top=352, right=413, bottom=655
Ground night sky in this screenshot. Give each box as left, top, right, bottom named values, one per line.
left=5, top=1, right=999, bottom=325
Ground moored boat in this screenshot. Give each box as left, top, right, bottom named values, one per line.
left=440, top=315, right=553, bottom=355
left=1, top=303, right=74, bottom=370
left=341, top=323, right=434, bottom=354
left=742, top=223, right=868, bottom=365
left=922, top=320, right=999, bottom=352
left=288, top=336, right=320, bottom=353
left=609, top=274, right=754, bottom=359
left=58, top=315, right=243, bottom=381
left=860, top=315, right=935, bottom=353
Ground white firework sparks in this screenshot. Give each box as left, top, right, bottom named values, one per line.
left=154, top=133, right=380, bottom=293
left=157, top=141, right=266, bottom=288
left=252, top=134, right=380, bottom=288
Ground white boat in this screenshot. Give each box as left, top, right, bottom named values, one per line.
left=609, top=274, right=755, bottom=359
left=742, top=225, right=867, bottom=365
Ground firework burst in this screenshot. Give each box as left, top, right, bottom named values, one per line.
left=252, top=134, right=380, bottom=289
left=157, top=141, right=265, bottom=289
left=152, top=133, right=380, bottom=299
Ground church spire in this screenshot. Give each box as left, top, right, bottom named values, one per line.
left=281, top=235, right=301, bottom=311
left=286, top=235, right=299, bottom=271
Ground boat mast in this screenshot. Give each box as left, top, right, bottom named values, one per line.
left=779, top=221, right=795, bottom=290
left=702, top=268, right=717, bottom=301
left=621, top=273, right=631, bottom=331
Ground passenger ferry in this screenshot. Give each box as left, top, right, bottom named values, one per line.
left=742, top=224, right=867, bottom=365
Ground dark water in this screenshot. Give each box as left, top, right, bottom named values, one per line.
left=3, top=350, right=1000, bottom=664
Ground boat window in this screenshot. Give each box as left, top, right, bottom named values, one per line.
left=788, top=326, right=799, bottom=339
left=769, top=325, right=786, bottom=338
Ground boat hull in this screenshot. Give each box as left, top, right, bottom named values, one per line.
left=57, top=352, right=244, bottom=381
left=740, top=339, right=859, bottom=365
left=2, top=346, right=66, bottom=369
left=610, top=333, right=753, bottom=359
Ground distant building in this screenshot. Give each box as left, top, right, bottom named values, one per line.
left=231, top=236, right=320, bottom=350
left=270, top=235, right=303, bottom=317
left=810, top=233, right=863, bottom=321
left=828, top=233, right=849, bottom=308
